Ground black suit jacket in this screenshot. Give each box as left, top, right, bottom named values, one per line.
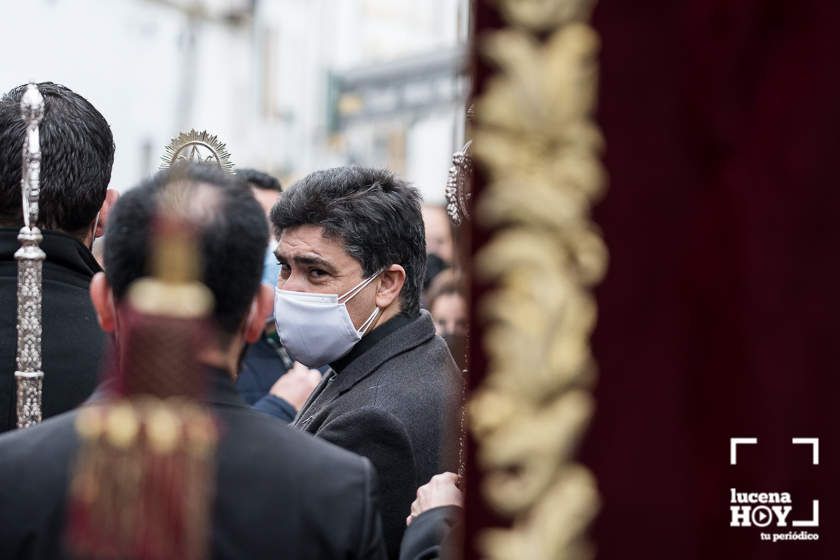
left=0, top=367, right=387, bottom=560
left=293, top=311, right=461, bottom=559
left=0, top=229, right=104, bottom=433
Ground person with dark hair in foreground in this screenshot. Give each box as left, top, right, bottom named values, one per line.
left=0, top=163, right=387, bottom=560
left=0, top=82, right=118, bottom=433
left=273, top=166, right=461, bottom=558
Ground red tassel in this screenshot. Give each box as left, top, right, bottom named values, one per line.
left=67, top=399, right=217, bottom=560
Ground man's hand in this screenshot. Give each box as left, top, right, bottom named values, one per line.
left=268, top=362, right=321, bottom=411
left=406, top=472, right=463, bottom=526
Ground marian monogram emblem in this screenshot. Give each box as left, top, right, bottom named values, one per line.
left=160, top=129, right=234, bottom=173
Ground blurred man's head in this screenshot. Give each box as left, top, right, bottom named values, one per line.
left=426, top=270, right=467, bottom=337
left=421, top=204, right=454, bottom=265
left=0, top=82, right=117, bottom=244
left=236, top=168, right=282, bottom=218
left=236, top=168, right=283, bottom=289
left=271, top=166, right=426, bottom=332
left=90, top=163, right=272, bottom=362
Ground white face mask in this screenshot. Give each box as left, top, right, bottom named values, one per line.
left=273, top=271, right=382, bottom=368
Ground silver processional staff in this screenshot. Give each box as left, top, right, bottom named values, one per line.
left=15, top=83, right=46, bottom=428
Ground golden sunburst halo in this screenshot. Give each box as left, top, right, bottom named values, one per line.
left=160, top=129, right=234, bottom=173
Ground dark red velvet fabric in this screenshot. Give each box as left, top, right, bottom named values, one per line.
left=580, top=1, right=840, bottom=558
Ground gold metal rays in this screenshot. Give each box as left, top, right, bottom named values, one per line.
left=160, top=129, right=234, bottom=173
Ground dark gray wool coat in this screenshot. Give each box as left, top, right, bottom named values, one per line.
left=293, top=310, right=461, bottom=560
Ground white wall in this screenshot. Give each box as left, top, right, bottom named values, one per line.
left=0, top=0, right=467, bottom=196
left=0, top=0, right=186, bottom=190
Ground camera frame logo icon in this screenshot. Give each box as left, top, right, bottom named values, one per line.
left=728, top=437, right=819, bottom=529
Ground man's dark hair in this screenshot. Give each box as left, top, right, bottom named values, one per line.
left=105, top=163, right=268, bottom=338
left=236, top=168, right=282, bottom=192
left=0, top=82, right=114, bottom=235
left=271, top=166, right=426, bottom=317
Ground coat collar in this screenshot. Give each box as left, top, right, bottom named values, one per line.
left=329, top=313, right=412, bottom=373
left=204, top=365, right=250, bottom=408
left=0, top=227, right=101, bottom=285
left=329, top=310, right=436, bottom=396
left=88, top=365, right=247, bottom=409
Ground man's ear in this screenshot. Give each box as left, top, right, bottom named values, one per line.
left=95, top=188, right=119, bottom=238
left=244, top=284, right=274, bottom=343
left=375, top=264, right=406, bottom=310
left=89, top=272, right=117, bottom=332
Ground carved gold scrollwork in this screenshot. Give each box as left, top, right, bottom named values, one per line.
left=491, top=0, right=595, bottom=32
left=469, top=1, right=604, bottom=558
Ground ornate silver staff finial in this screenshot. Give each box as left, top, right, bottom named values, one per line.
left=160, top=129, right=234, bottom=173
left=15, top=83, right=47, bottom=428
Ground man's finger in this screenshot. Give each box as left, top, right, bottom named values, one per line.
left=433, top=472, right=458, bottom=483
left=289, top=361, right=310, bottom=375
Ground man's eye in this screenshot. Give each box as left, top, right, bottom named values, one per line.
left=278, top=263, right=291, bottom=279
left=309, top=268, right=328, bottom=279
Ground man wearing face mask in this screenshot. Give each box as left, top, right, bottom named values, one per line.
left=0, top=82, right=118, bottom=433
left=273, top=167, right=461, bottom=559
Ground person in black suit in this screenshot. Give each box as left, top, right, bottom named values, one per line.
left=272, top=167, right=462, bottom=558
left=0, top=163, right=387, bottom=560
left=0, top=82, right=119, bottom=433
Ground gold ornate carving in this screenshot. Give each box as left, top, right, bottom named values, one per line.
left=469, top=0, right=605, bottom=558
left=491, top=0, right=595, bottom=32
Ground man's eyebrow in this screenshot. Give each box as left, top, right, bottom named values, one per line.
left=275, top=251, right=338, bottom=273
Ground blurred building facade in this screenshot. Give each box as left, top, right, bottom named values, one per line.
left=0, top=0, right=469, bottom=202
